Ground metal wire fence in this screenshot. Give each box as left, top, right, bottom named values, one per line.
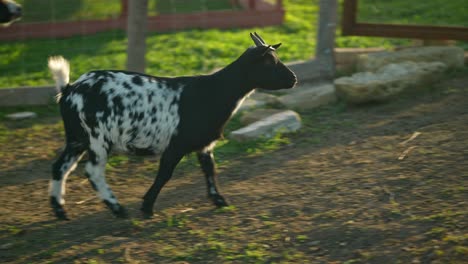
left=0, top=0, right=287, bottom=88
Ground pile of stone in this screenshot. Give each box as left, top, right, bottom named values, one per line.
left=230, top=45, right=465, bottom=141
left=335, top=46, right=465, bottom=104
left=228, top=82, right=336, bottom=141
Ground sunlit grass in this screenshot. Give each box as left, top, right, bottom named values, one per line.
left=358, top=0, right=468, bottom=27
left=1, top=0, right=466, bottom=88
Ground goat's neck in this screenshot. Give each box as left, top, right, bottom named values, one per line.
left=210, top=60, right=255, bottom=100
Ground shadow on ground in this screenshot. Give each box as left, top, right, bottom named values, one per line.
left=0, top=72, right=467, bottom=263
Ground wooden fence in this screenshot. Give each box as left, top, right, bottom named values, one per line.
left=0, top=0, right=284, bottom=41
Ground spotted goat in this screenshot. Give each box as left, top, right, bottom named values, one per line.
left=0, top=0, right=21, bottom=26
left=49, top=32, right=297, bottom=220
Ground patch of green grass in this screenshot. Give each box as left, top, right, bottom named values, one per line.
left=18, top=0, right=232, bottom=22
left=107, top=155, right=129, bottom=168
left=454, top=246, right=468, bottom=255
left=152, top=0, right=238, bottom=14
left=130, top=219, right=144, bottom=229
left=425, top=227, right=447, bottom=239
left=358, top=0, right=468, bottom=27
left=15, top=0, right=236, bottom=23
left=1, top=225, right=23, bottom=235
left=16, top=0, right=121, bottom=22
left=0, top=0, right=417, bottom=88
left=2, top=1, right=468, bottom=88
left=169, top=214, right=189, bottom=228
left=443, top=233, right=468, bottom=243
left=244, top=242, right=270, bottom=262
left=296, top=234, right=308, bottom=243
left=214, top=205, right=237, bottom=214
left=212, top=131, right=291, bottom=166
left=424, top=211, right=462, bottom=221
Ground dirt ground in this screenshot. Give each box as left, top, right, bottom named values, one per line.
left=0, top=72, right=467, bottom=263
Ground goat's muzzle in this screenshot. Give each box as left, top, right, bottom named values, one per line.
left=285, top=73, right=298, bottom=89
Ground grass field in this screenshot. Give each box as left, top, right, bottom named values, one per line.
left=15, top=0, right=237, bottom=22
left=152, top=0, right=238, bottom=14
left=0, top=0, right=466, bottom=88
left=359, top=0, right=468, bottom=27
left=15, top=0, right=121, bottom=22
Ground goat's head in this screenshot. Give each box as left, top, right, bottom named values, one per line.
left=0, top=0, right=22, bottom=25
left=242, top=32, right=297, bottom=90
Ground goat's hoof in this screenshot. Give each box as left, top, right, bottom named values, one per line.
left=51, top=197, right=69, bottom=220
left=140, top=208, right=154, bottom=219
left=113, top=206, right=129, bottom=219
left=54, top=209, right=70, bottom=221
left=211, top=194, right=229, bottom=207
left=140, top=200, right=154, bottom=219
left=104, top=201, right=128, bottom=219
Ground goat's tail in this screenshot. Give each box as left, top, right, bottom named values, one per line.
left=48, top=56, right=70, bottom=93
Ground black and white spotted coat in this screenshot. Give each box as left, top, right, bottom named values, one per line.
left=48, top=33, right=297, bottom=219
left=68, top=71, right=183, bottom=154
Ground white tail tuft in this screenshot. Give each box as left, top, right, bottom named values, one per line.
left=48, top=56, right=70, bottom=93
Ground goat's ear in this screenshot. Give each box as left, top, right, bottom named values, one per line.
left=272, top=43, right=282, bottom=50
left=250, top=32, right=264, bottom=47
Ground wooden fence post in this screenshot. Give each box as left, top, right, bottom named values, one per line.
left=126, top=0, right=148, bottom=73
left=315, top=0, right=337, bottom=79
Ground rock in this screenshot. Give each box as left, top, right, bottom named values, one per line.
left=240, top=108, right=285, bottom=126
left=278, top=83, right=336, bottom=110
left=235, top=92, right=281, bottom=114
left=335, top=47, right=386, bottom=72
left=6, top=111, right=37, bottom=120
left=230, top=110, right=301, bottom=141
left=250, top=91, right=281, bottom=105
left=335, top=61, right=447, bottom=104
left=237, top=98, right=267, bottom=113
left=357, top=46, right=464, bottom=71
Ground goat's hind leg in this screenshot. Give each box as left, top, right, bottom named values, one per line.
left=197, top=151, right=228, bottom=207
left=85, top=147, right=127, bottom=218
left=51, top=143, right=86, bottom=220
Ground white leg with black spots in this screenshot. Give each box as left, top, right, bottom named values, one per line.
left=85, top=161, right=117, bottom=204
left=51, top=155, right=82, bottom=203
left=85, top=144, right=127, bottom=217
left=50, top=146, right=85, bottom=220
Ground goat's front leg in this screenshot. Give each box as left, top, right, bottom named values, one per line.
left=141, top=148, right=184, bottom=218
left=197, top=151, right=229, bottom=207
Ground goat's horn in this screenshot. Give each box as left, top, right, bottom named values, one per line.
left=254, top=32, right=267, bottom=45
left=250, top=32, right=264, bottom=47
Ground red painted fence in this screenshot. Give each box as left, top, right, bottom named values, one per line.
left=0, top=0, right=284, bottom=41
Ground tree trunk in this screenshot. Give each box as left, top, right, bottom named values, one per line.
left=315, top=0, right=337, bottom=79
left=126, top=0, right=148, bottom=73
